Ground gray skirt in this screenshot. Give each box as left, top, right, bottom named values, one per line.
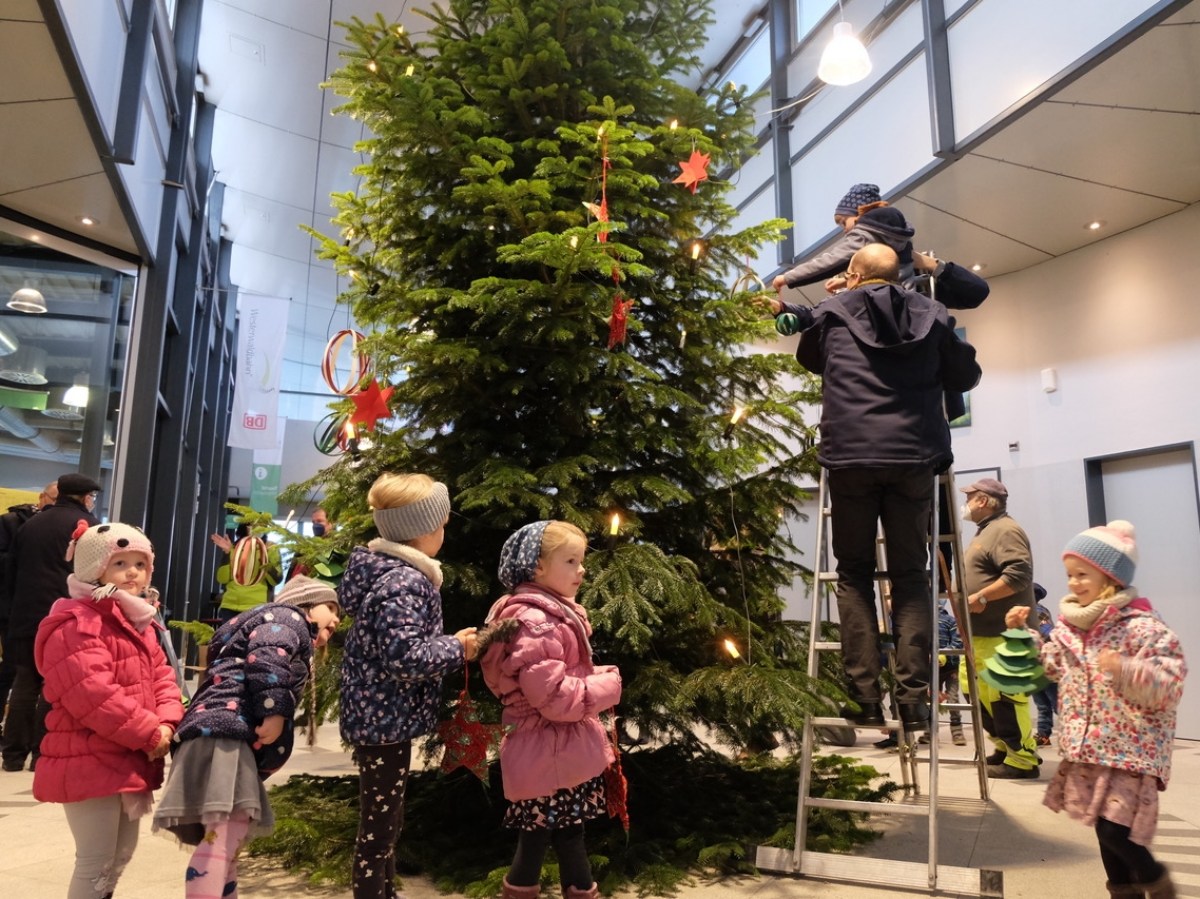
left=152, top=737, right=275, bottom=845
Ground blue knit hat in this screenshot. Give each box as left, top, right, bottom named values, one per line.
left=498, top=521, right=551, bottom=590
left=835, top=182, right=881, bottom=217
left=1062, top=520, right=1137, bottom=587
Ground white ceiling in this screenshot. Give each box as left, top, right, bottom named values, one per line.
left=2, top=0, right=1199, bottom=422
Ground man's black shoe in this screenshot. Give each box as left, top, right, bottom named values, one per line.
left=898, top=700, right=931, bottom=730
left=1, top=759, right=25, bottom=772
left=985, top=749, right=1007, bottom=765
left=839, top=701, right=885, bottom=726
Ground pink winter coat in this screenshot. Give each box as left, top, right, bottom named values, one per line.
left=33, top=592, right=184, bottom=804
left=481, top=585, right=621, bottom=801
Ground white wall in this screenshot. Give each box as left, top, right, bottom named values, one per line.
left=952, top=201, right=1200, bottom=593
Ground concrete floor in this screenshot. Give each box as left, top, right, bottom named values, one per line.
left=1, top=721, right=1197, bottom=898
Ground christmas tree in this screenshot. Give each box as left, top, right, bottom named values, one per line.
left=272, top=0, right=884, bottom=890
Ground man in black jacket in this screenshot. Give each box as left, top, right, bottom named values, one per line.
left=0, top=473, right=100, bottom=771
left=784, top=244, right=981, bottom=733
left=0, top=481, right=58, bottom=740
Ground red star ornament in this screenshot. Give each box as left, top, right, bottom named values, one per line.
left=607, top=294, right=635, bottom=349
left=673, top=149, right=711, bottom=193
left=437, top=685, right=503, bottom=781
left=348, top=378, right=394, bottom=431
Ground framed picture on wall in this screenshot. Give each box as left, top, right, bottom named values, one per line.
left=949, top=326, right=973, bottom=428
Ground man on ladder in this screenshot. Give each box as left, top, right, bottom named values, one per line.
left=775, top=243, right=982, bottom=734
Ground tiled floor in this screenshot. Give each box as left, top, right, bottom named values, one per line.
left=2, top=724, right=1197, bottom=897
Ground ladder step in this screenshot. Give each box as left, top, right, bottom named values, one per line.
left=810, top=715, right=902, bottom=729
left=812, top=641, right=841, bottom=651
left=756, top=848, right=1004, bottom=898
left=804, top=796, right=929, bottom=816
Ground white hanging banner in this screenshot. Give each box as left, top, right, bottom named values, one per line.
left=228, top=295, right=290, bottom=449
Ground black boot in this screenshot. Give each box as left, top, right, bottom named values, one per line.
left=839, top=701, right=884, bottom=726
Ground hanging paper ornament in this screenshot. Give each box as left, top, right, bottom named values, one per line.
left=603, top=717, right=630, bottom=832
left=348, top=378, right=394, bottom=431
left=673, top=149, right=711, bottom=193
left=607, top=294, right=635, bottom=349
left=436, top=664, right=504, bottom=781
left=980, top=628, right=1050, bottom=695
left=313, top=412, right=352, bottom=456
left=321, top=330, right=373, bottom=396
left=230, top=535, right=270, bottom=587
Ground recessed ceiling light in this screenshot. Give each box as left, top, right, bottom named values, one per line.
left=1086, top=220, right=1105, bottom=231
left=79, top=216, right=97, bottom=226
left=970, top=263, right=986, bottom=272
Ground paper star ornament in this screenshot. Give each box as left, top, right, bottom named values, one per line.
left=437, top=685, right=503, bottom=781
left=583, top=199, right=610, bottom=243
left=348, top=378, right=394, bottom=431
left=673, top=149, right=711, bottom=193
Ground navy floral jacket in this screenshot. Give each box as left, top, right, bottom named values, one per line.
left=338, top=544, right=464, bottom=746
left=173, top=603, right=313, bottom=778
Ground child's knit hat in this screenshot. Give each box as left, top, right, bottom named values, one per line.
left=835, top=182, right=881, bottom=217
left=373, top=481, right=451, bottom=542
left=1062, top=520, right=1137, bottom=587
left=67, top=521, right=154, bottom=585
left=274, top=574, right=341, bottom=615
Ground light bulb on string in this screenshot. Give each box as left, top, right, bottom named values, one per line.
left=723, top=639, right=742, bottom=661
left=723, top=405, right=745, bottom=440
left=691, top=241, right=703, bottom=261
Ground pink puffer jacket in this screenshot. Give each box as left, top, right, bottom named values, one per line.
left=33, top=595, right=184, bottom=803
left=481, top=585, right=621, bottom=801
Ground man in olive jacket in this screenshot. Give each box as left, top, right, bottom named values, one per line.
left=959, top=477, right=1039, bottom=778
left=0, top=473, right=100, bottom=771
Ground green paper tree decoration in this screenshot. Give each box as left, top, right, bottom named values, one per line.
left=980, top=627, right=1050, bottom=695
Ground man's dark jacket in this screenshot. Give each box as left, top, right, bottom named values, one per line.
left=0, top=503, right=38, bottom=629
left=795, top=281, right=981, bottom=471
left=5, top=498, right=99, bottom=641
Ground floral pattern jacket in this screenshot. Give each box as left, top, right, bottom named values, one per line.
left=338, top=544, right=464, bottom=746
left=1041, top=595, right=1187, bottom=786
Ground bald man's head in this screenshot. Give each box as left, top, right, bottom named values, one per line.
left=848, top=244, right=901, bottom=283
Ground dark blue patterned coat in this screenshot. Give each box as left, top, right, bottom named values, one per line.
left=173, top=603, right=313, bottom=777
left=338, top=545, right=464, bottom=745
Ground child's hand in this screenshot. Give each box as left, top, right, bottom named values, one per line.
left=252, top=715, right=286, bottom=749
left=1004, top=606, right=1031, bottom=629
left=147, top=724, right=173, bottom=759
left=1098, top=649, right=1123, bottom=677
left=824, top=274, right=848, bottom=293
left=456, top=627, right=479, bottom=660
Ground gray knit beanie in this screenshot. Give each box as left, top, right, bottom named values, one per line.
left=274, top=574, right=341, bottom=613
left=373, top=481, right=451, bottom=542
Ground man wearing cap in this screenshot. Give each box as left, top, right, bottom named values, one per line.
left=0, top=473, right=101, bottom=772
left=959, top=477, right=1040, bottom=778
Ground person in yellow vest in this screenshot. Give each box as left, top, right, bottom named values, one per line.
left=210, top=525, right=281, bottom=622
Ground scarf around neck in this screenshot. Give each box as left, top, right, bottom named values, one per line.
left=368, top=537, right=443, bottom=588
left=1058, top=585, right=1135, bottom=631
left=66, top=573, right=158, bottom=632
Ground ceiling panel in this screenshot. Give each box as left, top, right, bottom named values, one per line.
left=210, top=109, right=320, bottom=209
left=2, top=174, right=137, bottom=256
left=0, top=21, right=72, bottom=102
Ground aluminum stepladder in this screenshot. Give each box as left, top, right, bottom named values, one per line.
left=756, top=468, right=1001, bottom=896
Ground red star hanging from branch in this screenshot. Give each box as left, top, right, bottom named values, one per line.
left=437, top=679, right=503, bottom=781
left=348, top=378, right=394, bottom=431
left=673, top=149, right=711, bottom=193
left=582, top=199, right=610, bottom=243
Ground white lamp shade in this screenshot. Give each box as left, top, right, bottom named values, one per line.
left=7, top=283, right=47, bottom=314
left=818, top=21, right=872, bottom=86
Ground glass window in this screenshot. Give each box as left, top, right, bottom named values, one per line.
left=0, top=228, right=135, bottom=515
left=723, top=27, right=771, bottom=93
left=798, top=0, right=838, bottom=43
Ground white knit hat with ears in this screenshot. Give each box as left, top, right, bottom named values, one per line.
left=67, top=521, right=155, bottom=585
left=1062, top=520, right=1138, bottom=587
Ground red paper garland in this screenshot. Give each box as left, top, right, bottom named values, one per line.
left=604, top=717, right=630, bottom=831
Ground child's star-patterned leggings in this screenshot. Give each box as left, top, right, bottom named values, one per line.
left=352, top=740, right=412, bottom=899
